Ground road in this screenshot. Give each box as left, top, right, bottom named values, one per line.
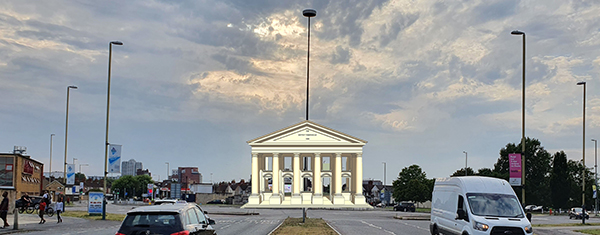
left=8, top=202, right=600, bottom=235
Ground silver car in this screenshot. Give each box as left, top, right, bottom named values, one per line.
left=116, top=203, right=216, bottom=235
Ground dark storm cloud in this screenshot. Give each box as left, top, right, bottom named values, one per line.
left=378, top=12, right=419, bottom=47
left=330, top=46, right=350, bottom=64
left=317, top=0, right=388, bottom=47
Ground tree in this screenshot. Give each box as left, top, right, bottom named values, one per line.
left=112, top=175, right=154, bottom=198
left=493, top=138, right=552, bottom=206
left=74, top=173, right=86, bottom=182
left=392, top=165, right=434, bottom=203
left=565, top=159, right=594, bottom=208
left=450, top=167, right=475, bottom=177
left=550, top=151, right=570, bottom=209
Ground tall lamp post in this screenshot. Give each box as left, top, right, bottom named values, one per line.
left=592, top=138, right=597, bottom=215
left=511, top=30, right=526, bottom=204
left=463, top=151, right=468, bottom=176
left=64, top=85, right=77, bottom=184
left=382, top=162, right=386, bottom=186
left=303, top=9, right=316, bottom=120
left=578, top=81, right=586, bottom=207
left=103, top=40, right=123, bottom=220
left=50, top=134, right=55, bottom=179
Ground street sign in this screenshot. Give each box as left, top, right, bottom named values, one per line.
left=509, top=153, right=522, bottom=186
left=88, top=192, right=104, bottom=215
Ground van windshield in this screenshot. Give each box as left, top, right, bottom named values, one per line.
left=466, top=193, right=524, bottom=218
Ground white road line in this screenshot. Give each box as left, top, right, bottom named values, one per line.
left=360, top=220, right=396, bottom=235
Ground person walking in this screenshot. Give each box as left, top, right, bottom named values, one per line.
left=0, top=192, right=9, bottom=228
left=38, top=198, right=46, bottom=224
left=55, top=195, right=63, bottom=223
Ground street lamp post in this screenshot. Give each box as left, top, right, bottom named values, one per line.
left=463, top=151, right=468, bottom=176
left=592, top=138, right=598, bottom=215
left=511, top=30, right=526, bottom=204
left=103, top=40, right=123, bottom=220
left=50, top=134, right=55, bottom=179
left=578, top=81, right=586, bottom=207
left=64, top=85, right=77, bottom=184
left=303, top=9, right=316, bottom=120
left=382, top=162, right=386, bottom=186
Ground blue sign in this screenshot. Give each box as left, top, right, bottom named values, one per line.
left=88, top=192, right=104, bottom=214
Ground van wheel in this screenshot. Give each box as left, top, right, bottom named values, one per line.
left=462, top=232, right=469, bottom=235
left=430, top=225, right=439, bottom=235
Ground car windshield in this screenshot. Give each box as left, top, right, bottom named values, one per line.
left=466, top=193, right=524, bottom=218
left=122, top=212, right=180, bottom=229
left=574, top=208, right=582, bottom=213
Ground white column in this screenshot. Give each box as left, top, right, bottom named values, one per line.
left=248, top=153, right=260, bottom=204
left=353, top=153, right=367, bottom=205
left=313, top=153, right=323, bottom=204
left=333, top=153, right=345, bottom=204
left=292, top=153, right=302, bottom=204
left=269, top=153, right=281, bottom=204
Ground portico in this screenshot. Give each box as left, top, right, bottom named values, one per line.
left=242, top=121, right=371, bottom=209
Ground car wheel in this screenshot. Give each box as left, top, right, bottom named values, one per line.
left=431, top=224, right=439, bottom=235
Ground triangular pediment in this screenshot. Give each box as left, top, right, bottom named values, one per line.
left=248, top=120, right=367, bottom=146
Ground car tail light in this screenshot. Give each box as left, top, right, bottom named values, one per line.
left=170, top=231, right=190, bottom=235
left=115, top=233, right=126, bottom=235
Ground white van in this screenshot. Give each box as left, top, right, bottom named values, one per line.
left=430, top=176, right=532, bottom=235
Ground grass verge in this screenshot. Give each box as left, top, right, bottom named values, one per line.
left=61, top=211, right=126, bottom=221
left=271, top=217, right=337, bottom=235
left=576, top=229, right=600, bottom=234
left=534, top=222, right=600, bottom=227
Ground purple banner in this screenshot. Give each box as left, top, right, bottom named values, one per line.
left=509, top=153, right=522, bottom=186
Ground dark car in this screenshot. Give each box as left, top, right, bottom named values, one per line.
left=206, top=199, right=224, bottom=204
left=116, top=203, right=216, bottom=235
left=569, top=207, right=589, bottom=219
left=394, top=202, right=416, bottom=212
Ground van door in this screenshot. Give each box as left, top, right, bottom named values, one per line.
left=454, top=195, right=469, bottom=234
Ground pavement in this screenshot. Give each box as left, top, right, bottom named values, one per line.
left=0, top=212, right=120, bottom=235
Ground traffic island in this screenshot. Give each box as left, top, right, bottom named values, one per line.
left=393, top=214, right=430, bottom=220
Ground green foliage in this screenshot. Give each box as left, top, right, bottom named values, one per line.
left=75, top=173, right=86, bottom=182
left=494, top=138, right=552, bottom=206
left=550, top=151, right=570, bottom=208
left=111, top=175, right=154, bottom=198
left=392, top=165, right=434, bottom=203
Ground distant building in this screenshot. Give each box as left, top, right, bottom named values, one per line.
left=136, top=169, right=151, bottom=176
left=87, top=175, right=120, bottom=180
left=178, top=167, right=202, bottom=187
left=122, top=159, right=143, bottom=176
left=0, top=152, right=45, bottom=212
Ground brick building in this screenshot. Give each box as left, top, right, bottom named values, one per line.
left=0, top=153, right=44, bottom=211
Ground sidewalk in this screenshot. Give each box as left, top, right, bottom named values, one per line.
left=534, top=225, right=600, bottom=235
left=0, top=213, right=88, bottom=234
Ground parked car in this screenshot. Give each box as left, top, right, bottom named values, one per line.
left=206, top=199, right=224, bottom=204
left=569, top=207, right=589, bottom=219
left=153, top=199, right=185, bottom=205
left=394, top=202, right=416, bottom=212
left=524, top=205, right=536, bottom=212
left=116, top=203, right=216, bottom=235
left=531, top=205, right=544, bottom=212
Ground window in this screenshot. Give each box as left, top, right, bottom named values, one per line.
left=265, top=157, right=273, bottom=171
left=322, top=157, right=330, bottom=171
left=342, top=177, right=350, bottom=192
left=303, top=156, right=311, bottom=171
left=284, top=157, right=291, bottom=171
left=342, top=157, right=348, bottom=171
left=0, top=157, right=14, bottom=187
left=193, top=206, right=207, bottom=224
left=302, top=177, right=312, bottom=192
left=186, top=209, right=199, bottom=225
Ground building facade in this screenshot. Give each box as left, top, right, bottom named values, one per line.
left=122, top=159, right=143, bottom=176
left=242, top=121, right=371, bottom=209
left=0, top=153, right=44, bottom=211
left=178, top=167, right=202, bottom=190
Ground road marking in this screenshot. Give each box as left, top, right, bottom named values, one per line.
left=395, top=220, right=429, bottom=231
left=360, top=220, right=396, bottom=235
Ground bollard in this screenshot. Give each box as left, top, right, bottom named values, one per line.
left=302, top=208, right=306, bottom=223
left=13, top=207, right=18, bottom=230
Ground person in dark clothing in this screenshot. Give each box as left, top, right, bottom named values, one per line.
left=0, top=192, right=9, bottom=228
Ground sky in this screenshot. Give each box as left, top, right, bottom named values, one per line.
left=1, top=0, right=600, bottom=184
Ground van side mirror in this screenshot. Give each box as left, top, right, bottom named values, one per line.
left=456, top=209, right=467, bottom=220
left=526, top=212, right=532, bottom=222
left=208, top=218, right=216, bottom=225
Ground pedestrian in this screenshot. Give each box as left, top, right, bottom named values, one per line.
left=38, top=198, right=46, bottom=224
left=0, top=192, right=9, bottom=228
left=55, top=195, right=63, bottom=223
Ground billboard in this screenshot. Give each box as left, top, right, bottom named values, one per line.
left=66, top=164, right=75, bottom=185
left=509, top=153, right=522, bottom=186
left=108, top=144, right=122, bottom=173
left=88, top=192, right=104, bottom=214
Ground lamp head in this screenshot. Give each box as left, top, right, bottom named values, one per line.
left=110, top=41, right=124, bottom=45
left=511, top=30, right=525, bottom=35
left=68, top=85, right=78, bottom=89
left=593, top=139, right=597, bottom=142
left=303, top=9, right=317, bottom=17
left=463, top=151, right=467, bottom=154
left=51, top=133, right=55, bottom=136
left=577, top=81, right=586, bottom=85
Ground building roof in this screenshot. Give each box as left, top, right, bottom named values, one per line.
left=247, top=120, right=367, bottom=146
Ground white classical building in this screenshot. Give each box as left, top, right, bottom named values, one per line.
left=242, top=121, right=371, bottom=208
